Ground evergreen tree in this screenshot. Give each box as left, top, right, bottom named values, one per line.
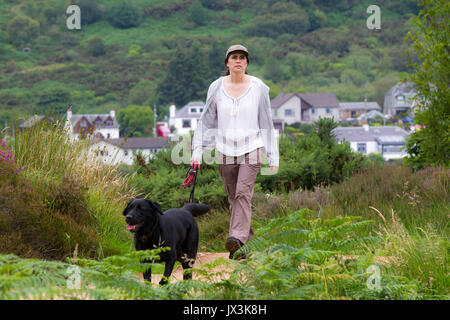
left=189, top=1, right=207, bottom=26
left=157, top=43, right=210, bottom=107
left=403, top=0, right=450, bottom=170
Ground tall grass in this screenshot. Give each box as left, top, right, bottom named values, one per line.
left=6, top=119, right=138, bottom=258
left=370, top=206, right=449, bottom=298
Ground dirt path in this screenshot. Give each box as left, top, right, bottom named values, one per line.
left=138, top=252, right=235, bottom=284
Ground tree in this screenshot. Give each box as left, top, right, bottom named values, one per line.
left=74, top=0, right=103, bottom=24
left=34, top=87, right=71, bottom=118
left=157, top=43, right=210, bottom=107
left=128, top=80, right=157, bottom=106
left=108, top=2, right=141, bottom=29
left=315, top=116, right=338, bottom=148
left=208, top=40, right=227, bottom=77
left=189, top=1, right=207, bottom=26
left=117, top=105, right=154, bottom=137
left=6, top=15, right=40, bottom=48
left=403, top=0, right=449, bottom=170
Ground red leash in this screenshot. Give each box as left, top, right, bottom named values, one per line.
left=182, top=163, right=199, bottom=203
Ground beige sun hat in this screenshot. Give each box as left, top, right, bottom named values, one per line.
left=225, top=44, right=249, bottom=58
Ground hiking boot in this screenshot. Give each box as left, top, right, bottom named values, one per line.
left=225, top=237, right=244, bottom=260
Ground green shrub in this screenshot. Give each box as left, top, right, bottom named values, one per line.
left=107, top=2, right=141, bottom=29
left=6, top=15, right=40, bottom=48
left=87, top=36, right=106, bottom=57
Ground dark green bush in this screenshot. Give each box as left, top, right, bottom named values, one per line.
left=107, top=2, right=141, bottom=29
left=6, top=15, right=40, bottom=48
left=87, top=36, right=106, bottom=57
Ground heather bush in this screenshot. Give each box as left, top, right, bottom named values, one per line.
left=0, top=139, right=22, bottom=179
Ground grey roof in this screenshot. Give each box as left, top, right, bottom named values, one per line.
left=385, top=82, right=417, bottom=97
left=106, top=137, right=171, bottom=150
left=375, top=135, right=406, bottom=145
left=332, top=126, right=409, bottom=143
left=271, top=93, right=339, bottom=109
left=69, top=113, right=119, bottom=128
left=339, top=102, right=381, bottom=111
left=174, top=101, right=205, bottom=119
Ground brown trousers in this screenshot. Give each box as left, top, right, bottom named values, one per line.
left=218, top=148, right=262, bottom=244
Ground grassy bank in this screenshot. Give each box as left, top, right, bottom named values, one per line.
left=1, top=120, right=137, bottom=259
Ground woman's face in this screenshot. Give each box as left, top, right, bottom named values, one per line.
left=226, top=51, right=248, bottom=74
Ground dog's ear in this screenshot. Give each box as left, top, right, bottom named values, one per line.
left=145, top=199, right=164, bottom=215
left=122, top=201, right=130, bottom=216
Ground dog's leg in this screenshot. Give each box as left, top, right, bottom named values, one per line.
left=181, top=262, right=194, bottom=280
left=180, top=253, right=196, bottom=280
left=159, top=255, right=176, bottom=285
left=142, top=259, right=152, bottom=283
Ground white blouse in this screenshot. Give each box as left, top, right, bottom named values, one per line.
left=216, top=76, right=264, bottom=157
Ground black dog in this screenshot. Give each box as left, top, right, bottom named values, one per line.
left=123, top=198, right=210, bottom=285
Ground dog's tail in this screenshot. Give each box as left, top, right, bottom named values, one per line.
left=182, top=203, right=211, bottom=217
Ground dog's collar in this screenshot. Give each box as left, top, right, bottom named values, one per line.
left=137, top=223, right=159, bottom=243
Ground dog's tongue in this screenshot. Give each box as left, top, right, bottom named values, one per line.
left=126, top=224, right=137, bottom=231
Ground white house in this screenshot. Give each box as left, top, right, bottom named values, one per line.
left=89, top=137, right=171, bottom=165
left=331, top=125, right=410, bottom=160
left=271, top=92, right=340, bottom=125
left=168, top=102, right=204, bottom=136
left=65, top=108, right=120, bottom=141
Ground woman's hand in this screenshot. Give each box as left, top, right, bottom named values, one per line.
left=269, top=166, right=278, bottom=174
left=190, top=157, right=201, bottom=167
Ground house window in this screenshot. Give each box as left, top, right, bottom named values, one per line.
left=382, top=145, right=403, bottom=153
left=81, top=120, right=87, bottom=127
left=182, top=120, right=191, bottom=128
left=124, top=150, right=128, bottom=156
left=311, top=108, right=315, bottom=114
left=285, top=109, right=294, bottom=117
left=107, top=133, right=110, bottom=139
left=396, top=95, right=405, bottom=103
left=326, top=108, right=331, bottom=114
left=199, top=108, right=203, bottom=112
left=357, top=143, right=367, bottom=154
left=190, top=108, right=197, bottom=113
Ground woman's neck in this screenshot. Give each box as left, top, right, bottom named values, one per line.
left=228, top=72, right=248, bottom=84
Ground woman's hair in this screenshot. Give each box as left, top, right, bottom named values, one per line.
left=222, top=51, right=250, bottom=76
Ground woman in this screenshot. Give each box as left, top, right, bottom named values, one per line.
left=191, top=44, right=279, bottom=259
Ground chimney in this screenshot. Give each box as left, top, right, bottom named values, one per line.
left=110, top=109, right=116, bottom=118
left=169, top=103, right=176, bottom=118
left=67, top=107, right=72, bottom=121
left=363, top=124, right=369, bottom=132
